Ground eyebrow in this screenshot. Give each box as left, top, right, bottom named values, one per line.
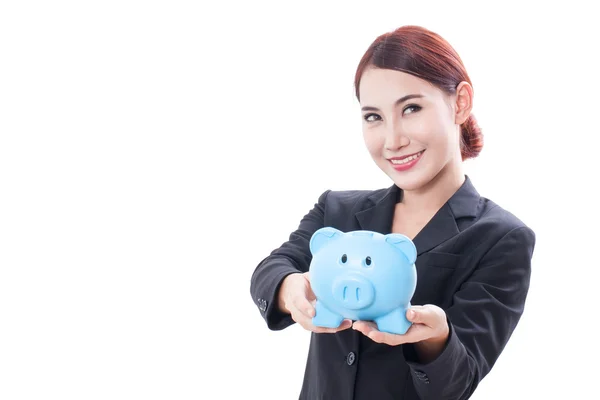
left=361, top=94, right=425, bottom=112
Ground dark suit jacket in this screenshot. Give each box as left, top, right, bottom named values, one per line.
left=250, top=176, right=535, bottom=400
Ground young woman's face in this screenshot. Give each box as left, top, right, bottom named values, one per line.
left=358, top=67, right=463, bottom=191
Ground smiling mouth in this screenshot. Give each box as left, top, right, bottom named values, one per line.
left=389, top=150, right=425, bottom=165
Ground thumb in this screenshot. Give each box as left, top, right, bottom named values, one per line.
left=407, top=308, right=422, bottom=323
left=305, top=280, right=316, bottom=302
left=300, top=272, right=316, bottom=301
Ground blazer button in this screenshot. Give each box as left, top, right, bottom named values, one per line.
left=346, top=352, right=356, bottom=366
left=257, top=298, right=267, bottom=312
left=414, top=370, right=429, bottom=384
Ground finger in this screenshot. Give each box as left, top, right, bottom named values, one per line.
left=290, top=295, right=315, bottom=318
left=353, top=320, right=430, bottom=345
left=352, top=321, right=377, bottom=336
left=305, top=287, right=316, bottom=303
left=406, top=305, right=442, bottom=327
left=291, top=310, right=315, bottom=330
left=352, top=321, right=397, bottom=344
left=407, top=307, right=431, bottom=326
left=297, top=318, right=352, bottom=334
left=312, top=319, right=353, bottom=333
left=287, top=300, right=315, bottom=326
left=392, top=323, right=430, bottom=343
left=304, top=283, right=317, bottom=303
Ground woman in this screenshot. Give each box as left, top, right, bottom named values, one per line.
left=250, top=25, right=535, bottom=400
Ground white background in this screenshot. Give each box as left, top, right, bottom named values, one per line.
left=1, top=1, right=599, bottom=399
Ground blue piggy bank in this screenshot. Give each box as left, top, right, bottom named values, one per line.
left=308, top=227, right=417, bottom=335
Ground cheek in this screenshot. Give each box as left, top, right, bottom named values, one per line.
left=402, top=114, right=434, bottom=138
left=362, top=129, right=383, bottom=155
left=406, top=115, right=448, bottom=147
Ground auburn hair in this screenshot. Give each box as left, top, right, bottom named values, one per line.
left=354, top=25, right=483, bottom=160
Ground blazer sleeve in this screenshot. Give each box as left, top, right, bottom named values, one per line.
left=402, top=225, right=536, bottom=400
left=249, top=190, right=330, bottom=331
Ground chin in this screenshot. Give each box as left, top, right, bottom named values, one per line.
left=382, top=163, right=436, bottom=192
left=390, top=175, right=431, bottom=191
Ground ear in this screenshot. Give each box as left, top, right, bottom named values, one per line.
left=385, top=233, right=417, bottom=264
left=309, top=227, right=344, bottom=255
left=454, top=81, right=473, bottom=125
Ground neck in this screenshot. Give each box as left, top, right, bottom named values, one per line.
left=400, top=160, right=465, bottom=212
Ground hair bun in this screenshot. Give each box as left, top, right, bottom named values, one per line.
left=461, top=114, right=483, bottom=160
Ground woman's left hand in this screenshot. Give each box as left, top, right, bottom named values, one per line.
left=352, top=304, right=449, bottom=347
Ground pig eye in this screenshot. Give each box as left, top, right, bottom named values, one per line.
left=364, top=256, right=372, bottom=267
left=341, top=254, right=348, bottom=263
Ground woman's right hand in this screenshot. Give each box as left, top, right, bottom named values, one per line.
left=277, top=272, right=352, bottom=333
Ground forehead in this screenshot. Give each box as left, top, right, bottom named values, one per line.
left=358, top=67, right=441, bottom=105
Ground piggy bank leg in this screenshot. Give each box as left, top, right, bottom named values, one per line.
left=312, top=301, right=344, bottom=329
left=374, top=307, right=412, bottom=335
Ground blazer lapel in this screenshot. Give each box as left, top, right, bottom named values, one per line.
left=412, top=204, right=459, bottom=255
left=355, top=185, right=400, bottom=234
left=355, top=175, right=481, bottom=256
left=413, top=176, right=481, bottom=254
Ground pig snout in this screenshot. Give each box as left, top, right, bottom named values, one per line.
left=332, top=275, right=375, bottom=310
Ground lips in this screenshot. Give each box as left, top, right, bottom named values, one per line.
left=388, top=150, right=424, bottom=171
left=389, top=150, right=424, bottom=165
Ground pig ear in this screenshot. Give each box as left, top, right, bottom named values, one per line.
left=385, top=233, right=417, bottom=264
left=310, top=227, right=344, bottom=255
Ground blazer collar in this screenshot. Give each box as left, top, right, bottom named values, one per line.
left=355, top=175, right=481, bottom=255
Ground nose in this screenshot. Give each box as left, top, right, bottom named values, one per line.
left=332, top=275, right=375, bottom=310
left=384, top=123, right=410, bottom=151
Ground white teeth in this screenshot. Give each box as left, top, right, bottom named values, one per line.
left=391, top=151, right=423, bottom=164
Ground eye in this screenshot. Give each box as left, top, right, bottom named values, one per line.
left=363, top=113, right=382, bottom=122
left=403, top=104, right=422, bottom=115
left=363, top=256, right=372, bottom=267
left=341, top=254, right=348, bottom=263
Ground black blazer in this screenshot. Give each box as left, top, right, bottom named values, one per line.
left=250, top=176, right=535, bottom=400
